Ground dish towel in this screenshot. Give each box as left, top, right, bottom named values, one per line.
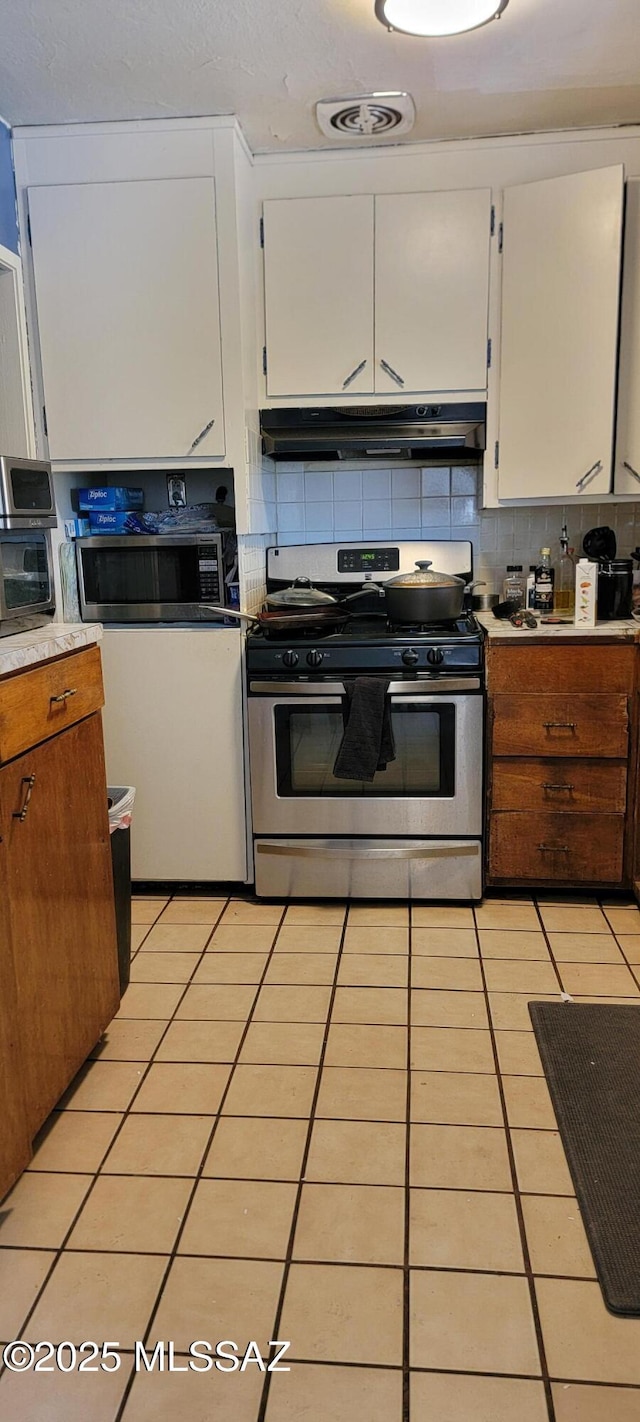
left=333, top=677, right=396, bottom=782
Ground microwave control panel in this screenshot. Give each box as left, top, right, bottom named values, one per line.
left=198, top=554, right=220, bottom=601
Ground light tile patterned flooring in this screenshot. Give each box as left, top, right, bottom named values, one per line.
left=3, top=893, right=640, bottom=1419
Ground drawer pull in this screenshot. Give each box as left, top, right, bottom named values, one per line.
left=542, top=783, right=575, bottom=792
left=50, top=688, right=78, bottom=704
left=543, top=721, right=576, bottom=730
left=13, top=774, right=36, bottom=821
left=538, top=842, right=570, bottom=853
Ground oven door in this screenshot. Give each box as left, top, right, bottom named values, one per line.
left=0, top=529, right=55, bottom=620
left=248, top=678, right=483, bottom=837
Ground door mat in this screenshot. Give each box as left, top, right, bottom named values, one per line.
left=529, top=1001, right=640, bottom=1315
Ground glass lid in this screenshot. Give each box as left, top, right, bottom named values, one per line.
left=268, top=577, right=337, bottom=607
left=386, top=560, right=464, bottom=589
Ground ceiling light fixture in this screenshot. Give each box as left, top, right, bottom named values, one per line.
left=375, top=0, right=509, bottom=37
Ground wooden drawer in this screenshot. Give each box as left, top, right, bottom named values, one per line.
left=0, top=646, right=104, bottom=763
left=489, top=812, right=625, bottom=883
left=491, top=758, right=628, bottom=814
left=492, top=694, right=629, bottom=758
left=487, top=643, right=635, bottom=694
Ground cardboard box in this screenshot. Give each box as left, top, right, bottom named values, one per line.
left=77, top=486, right=144, bottom=512
left=88, top=510, right=145, bottom=533
left=575, top=559, right=597, bottom=627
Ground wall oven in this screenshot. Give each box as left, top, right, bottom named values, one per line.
left=76, top=531, right=237, bottom=623
left=248, top=676, right=484, bottom=900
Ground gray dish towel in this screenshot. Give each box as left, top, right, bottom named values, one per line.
left=333, top=677, right=396, bottom=782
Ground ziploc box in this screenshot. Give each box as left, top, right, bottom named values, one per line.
left=575, top=558, right=597, bottom=627
left=88, top=510, right=144, bottom=533
left=77, top=487, right=144, bottom=512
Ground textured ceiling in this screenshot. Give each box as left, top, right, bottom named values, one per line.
left=0, top=0, right=639, bottom=151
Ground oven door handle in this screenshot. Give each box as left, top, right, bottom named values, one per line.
left=249, top=678, right=481, bottom=695
left=256, top=842, right=479, bottom=861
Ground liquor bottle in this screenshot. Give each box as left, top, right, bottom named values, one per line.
left=533, top=548, right=555, bottom=613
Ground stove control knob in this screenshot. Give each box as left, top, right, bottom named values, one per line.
left=306, top=649, right=324, bottom=668
left=282, top=650, right=299, bottom=669
left=402, top=648, right=420, bottom=666
left=427, top=647, right=445, bottom=666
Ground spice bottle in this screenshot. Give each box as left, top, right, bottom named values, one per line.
left=503, top=565, right=525, bottom=608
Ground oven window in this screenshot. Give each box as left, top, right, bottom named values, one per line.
left=9, top=465, right=53, bottom=513
left=1, top=533, right=51, bottom=608
left=274, top=702, right=455, bottom=797
left=80, top=545, right=204, bottom=604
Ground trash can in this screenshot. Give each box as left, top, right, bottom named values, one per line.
left=108, top=786, right=136, bottom=995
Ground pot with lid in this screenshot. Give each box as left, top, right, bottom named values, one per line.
left=383, top=560, right=466, bottom=624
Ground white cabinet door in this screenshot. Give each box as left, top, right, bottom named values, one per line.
left=497, top=165, right=624, bottom=501
left=100, top=628, right=247, bottom=882
left=374, top=189, right=492, bottom=395
left=263, top=195, right=374, bottom=397
left=28, top=178, right=225, bottom=461
left=615, top=181, right=640, bottom=495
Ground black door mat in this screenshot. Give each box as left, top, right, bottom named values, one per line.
left=529, top=1001, right=640, bottom=1315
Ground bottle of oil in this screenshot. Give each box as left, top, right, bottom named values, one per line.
left=555, top=525, right=576, bottom=619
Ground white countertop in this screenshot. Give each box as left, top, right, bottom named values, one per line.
left=0, top=622, right=102, bottom=677
left=478, top=611, right=640, bottom=642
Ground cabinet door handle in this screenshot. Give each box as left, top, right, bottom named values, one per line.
left=187, top=417, right=216, bottom=455
left=542, top=721, right=576, bottom=730
left=542, top=782, right=575, bottom=791
left=538, top=843, right=570, bottom=853
left=623, top=460, right=640, bottom=483
left=379, top=357, right=405, bottom=388
left=342, top=359, right=367, bottom=389
left=13, top=774, right=36, bottom=821
left=575, top=459, right=603, bottom=491
left=50, top=688, right=78, bottom=704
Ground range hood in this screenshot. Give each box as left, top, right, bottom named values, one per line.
left=260, top=403, right=486, bottom=462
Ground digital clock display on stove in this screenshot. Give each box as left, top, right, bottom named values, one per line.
left=337, top=547, right=400, bottom=573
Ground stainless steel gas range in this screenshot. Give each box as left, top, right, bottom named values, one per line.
left=246, top=541, right=485, bottom=900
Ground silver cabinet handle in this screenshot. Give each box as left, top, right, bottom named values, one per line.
left=13, top=775, right=36, bottom=822
left=543, top=721, right=576, bottom=730
left=342, top=359, right=367, bottom=390
left=542, top=782, right=575, bottom=792
left=623, top=460, right=640, bottom=483
left=187, top=418, right=216, bottom=455
left=50, top=687, right=78, bottom=704
left=379, top=358, right=405, bottom=388
left=538, top=843, right=570, bottom=853
left=576, top=460, right=603, bottom=491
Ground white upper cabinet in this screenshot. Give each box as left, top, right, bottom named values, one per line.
left=497, top=165, right=624, bottom=501
left=614, top=180, right=640, bottom=495
left=262, top=189, right=492, bottom=400
left=28, top=177, right=225, bottom=462
left=375, top=189, right=491, bottom=395
left=263, top=195, right=374, bottom=398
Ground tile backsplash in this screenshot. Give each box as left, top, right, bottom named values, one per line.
left=271, top=461, right=640, bottom=594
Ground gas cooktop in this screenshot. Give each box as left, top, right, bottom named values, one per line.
left=247, top=613, right=484, bottom=676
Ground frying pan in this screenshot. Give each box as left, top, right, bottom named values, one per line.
left=203, top=603, right=353, bottom=634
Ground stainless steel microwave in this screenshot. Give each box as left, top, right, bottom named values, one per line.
left=0, top=527, right=56, bottom=637
left=76, top=532, right=238, bottom=623
left=0, top=456, right=55, bottom=528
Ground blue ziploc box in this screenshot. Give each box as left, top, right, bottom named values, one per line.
left=77, top=486, right=144, bottom=512
left=88, top=510, right=145, bottom=533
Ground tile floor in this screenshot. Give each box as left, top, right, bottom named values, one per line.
left=2, top=891, right=640, bottom=1419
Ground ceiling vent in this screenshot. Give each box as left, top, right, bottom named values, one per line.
left=315, top=92, right=415, bottom=141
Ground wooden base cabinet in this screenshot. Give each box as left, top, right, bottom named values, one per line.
left=0, top=648, right=119, bottom=1199
left=486, top=642, right=636, bottom=889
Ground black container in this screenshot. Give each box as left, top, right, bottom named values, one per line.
left=108, top=788, right=133, bottom=995
left=597, top=558, right=633, bottom=621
